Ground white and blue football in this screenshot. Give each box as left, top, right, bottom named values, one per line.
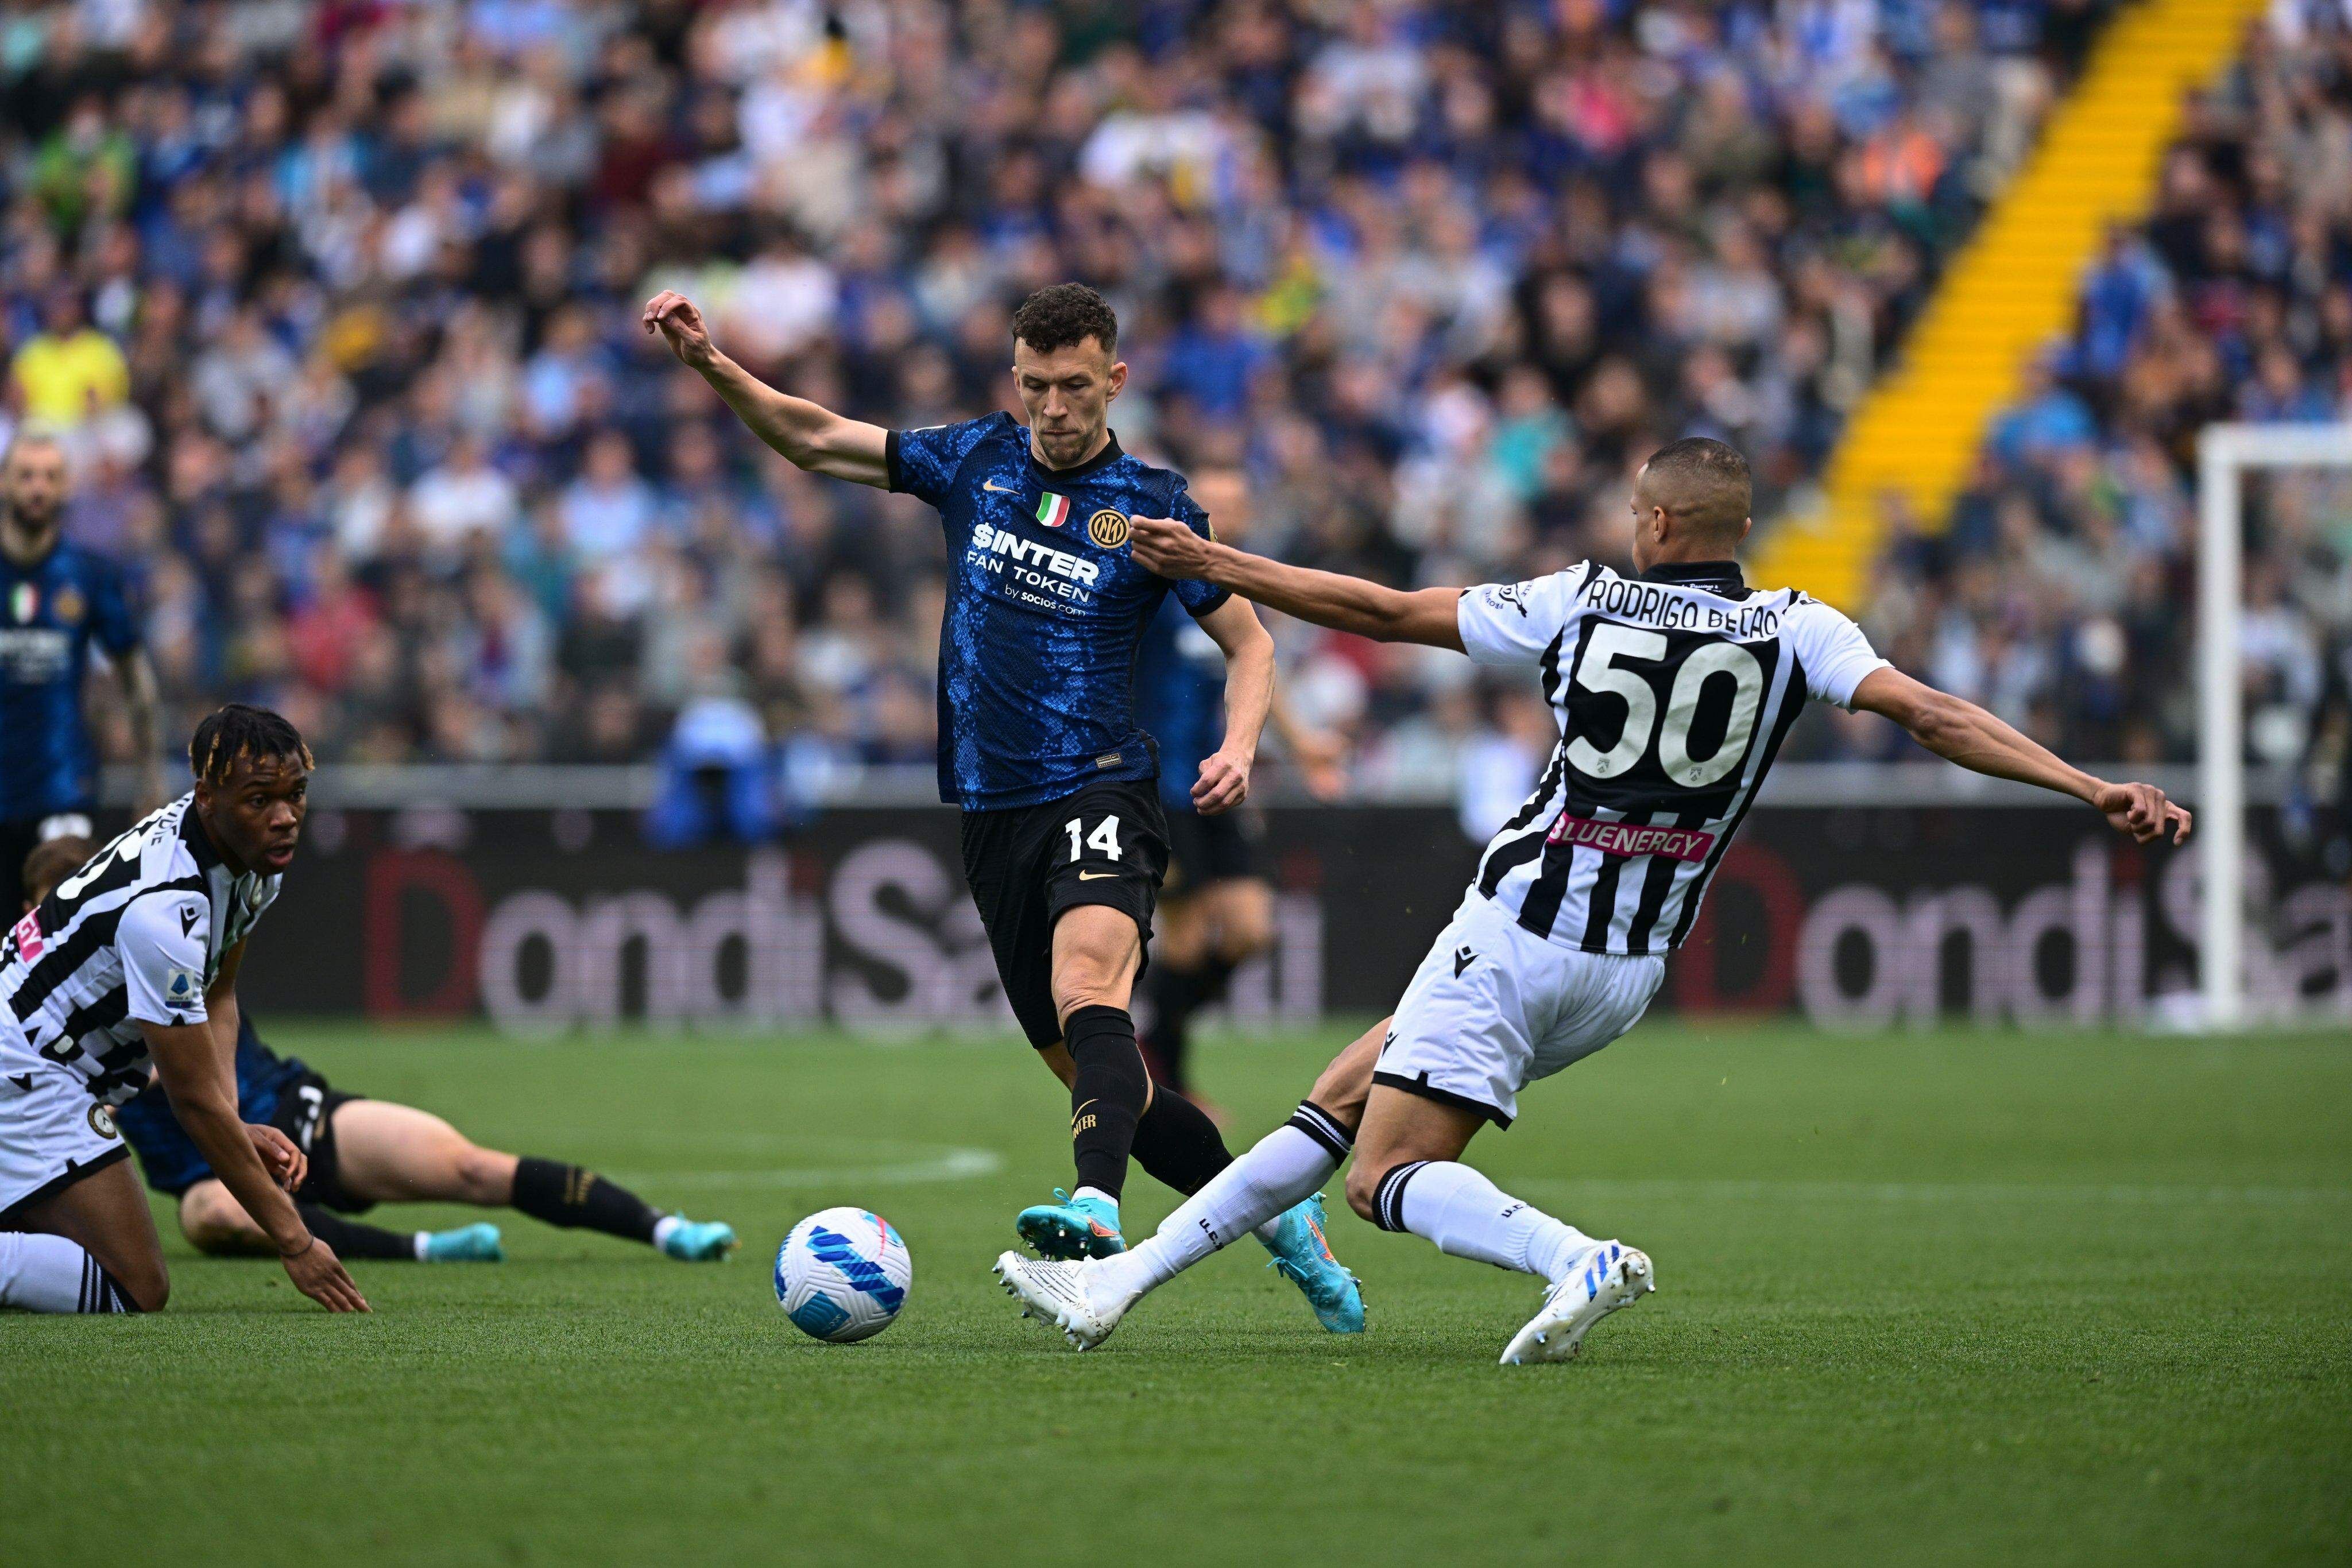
left=773, top=1207, right=912, bottom=1343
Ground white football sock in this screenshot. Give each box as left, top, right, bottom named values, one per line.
left=651, top=1214, right=684, bottom=1250
left=0, top=1232, right=136, bottom=1313
left=1094, top=1123, right=1341, bottom=1300
left=1389, top=1161, right=1593, bottom=1283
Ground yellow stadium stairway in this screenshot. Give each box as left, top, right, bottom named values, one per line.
left=1753, top=0, right=2271, bottom=608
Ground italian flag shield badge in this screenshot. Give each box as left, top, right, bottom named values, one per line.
left=1034, top=491, right=1071, bottom=528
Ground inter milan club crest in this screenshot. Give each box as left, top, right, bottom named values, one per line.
left=1088, top=509, right=1130, bottom=549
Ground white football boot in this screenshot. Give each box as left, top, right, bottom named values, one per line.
left=1498, top=1240, right=1654, bottom=1365
left=993, top=1250, right=1133, bottom=1350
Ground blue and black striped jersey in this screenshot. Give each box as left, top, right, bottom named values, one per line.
left=0, top=541, right=138, bottom=820
left=888, top=413, right=1228, bottom=810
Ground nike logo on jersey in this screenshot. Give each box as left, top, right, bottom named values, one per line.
left=1078, top=870, right=1118, bottom=881
left=6, top=1073, right=32, bottom=1093
left=982, top=479, right=1018, bottom=494
left=1453, top=945, right=1477, bottom=977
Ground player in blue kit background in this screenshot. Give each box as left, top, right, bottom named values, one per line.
left=644, top=281, right=1360, bottom=1330
left=0, top=431, right=165, bottom=912
left=1134, top=462, right=1347, bottom=1112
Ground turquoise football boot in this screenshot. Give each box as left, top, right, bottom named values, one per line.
left=659, top=1217, right=739, bottom=1261
left=420, top=1222, right=504, bottom=1262
left=1258, top=1194, right=1365, bottom=1333
left=1016, top=1188, right=1126, bottom=1259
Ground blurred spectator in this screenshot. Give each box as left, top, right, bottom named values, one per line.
left=1848, top=10, right=2352, bottom=768
left=0, top=0, right=2133, bottom=788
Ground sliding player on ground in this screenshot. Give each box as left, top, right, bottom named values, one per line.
left=996, top=438, right=2191, bottom=1361
left=1134, top=463, right=1347, bottom=1108
left=0, top=705, right=365, bottom=1313
left=18, top=837, right=735, bottom=1269
left=643, top=281, right=1359, bottom=1329
left=1, top=429, right=166, bottom=912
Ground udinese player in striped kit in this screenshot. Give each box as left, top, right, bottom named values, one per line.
left=0, top=705, right=366, bottom=1313
left=996, top=437, right=2192, bottom=1363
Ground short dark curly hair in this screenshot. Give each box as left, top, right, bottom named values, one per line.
left=189, top=703, right=313, bottom=788
left=1011, top=283, right=1118, bottom=356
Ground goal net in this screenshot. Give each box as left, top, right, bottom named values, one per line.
left=2198, top=423, right=2352, bottom=1029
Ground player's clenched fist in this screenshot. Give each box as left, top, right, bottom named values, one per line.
left=642, top=290, right=717, bottom=369
left=1128, top=514, right=1211, bottom=578
left=2094, top=781, right=2193, bottom=845
left=246, top=1121, right=307, bottom=1193
left=1193, top=748, right=1252, bottom=815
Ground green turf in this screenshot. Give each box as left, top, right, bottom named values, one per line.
left=4, top=1019, right=2348, bottom=1566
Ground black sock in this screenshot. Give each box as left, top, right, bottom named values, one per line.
left=1143, top=963, right=1209, bottom=1090
left=1064, top=1005, right=1147, bottom=1200
left=299, top=1203, right=422, bottom=1262
left=511, top=1157, right=662, bottom=1243
left=1129, top=1084, right=1236, bottom=1196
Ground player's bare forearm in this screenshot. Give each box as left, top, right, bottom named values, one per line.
left=1128, top=517, right=1464, bottom=649
left=1269, top=683, right=1348, bottom=799
left=206, top=985, right=240, bottom=1068
left=121, top=651, right=165, bottom=812
left=703, top=353, right=889, bottom=485
left=641, top=289, right=888, bottom=486
left=145, top=1019, right=307, bottom=1250
left=1852, top=668, right=2191, bottom=843
left=1193, top=597, right=1273, bottom=814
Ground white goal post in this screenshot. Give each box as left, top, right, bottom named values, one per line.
left=2198, top=422, right=2352, bottom=1031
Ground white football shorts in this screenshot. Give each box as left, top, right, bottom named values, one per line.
left=1375, top=893, right=1666, bottom=1127
left=0, top=1021, right=129, bottom=1217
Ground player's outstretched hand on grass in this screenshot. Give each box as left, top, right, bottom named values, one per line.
left=246, top=1122, right=307, bottom=1193
left=1194, top=747, right=1252, bottom=815
left=642, top=290, right=717, bottom=370
left=282, top=1235, right=369, bottom=1313
left=1129, top=514, right=1212, bottom=579
left=2095, top=781, right=2192, bottom=845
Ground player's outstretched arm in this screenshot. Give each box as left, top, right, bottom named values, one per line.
left=641, top=291, right=889, bottom=487
left=118, top=649, right=168, bottom=816
left=1129, top=515, right=1464, bottom=650
left=1191, top=597, right=1275, bottom=815
left=139, top=936, right=369, bottom=1311
left=1850, top=667, right=2192, bottom=845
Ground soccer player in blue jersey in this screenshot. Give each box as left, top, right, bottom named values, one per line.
left=644, top=282, right=1360, bottom=1330
left=0, top=431, right=165, bottom=912
left=1134, top=464, right=1346, bottom=1109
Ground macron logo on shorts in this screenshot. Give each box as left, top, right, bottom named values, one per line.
left=1546, top=812, right=1715, bottom=864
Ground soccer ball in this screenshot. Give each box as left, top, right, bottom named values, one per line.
left=773, top=1207, right=912, bottom=1343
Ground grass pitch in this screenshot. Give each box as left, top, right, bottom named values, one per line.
left=3, top=1019, right=2347, bottom=1567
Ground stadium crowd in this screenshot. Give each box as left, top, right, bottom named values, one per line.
left=0, top=0, right=2202, bottom=812
left=1851, top=3, right=2352, bottom=773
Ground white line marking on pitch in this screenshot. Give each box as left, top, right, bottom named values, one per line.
left=604, top=1146, right=1003, bottom=1190
left=1511, top=1176, right=2352, bottom=1207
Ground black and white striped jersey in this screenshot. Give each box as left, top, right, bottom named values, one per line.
left=1, top=795, right=281, bottom=1104
left=1457, top=560, right=1886, bottom=957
